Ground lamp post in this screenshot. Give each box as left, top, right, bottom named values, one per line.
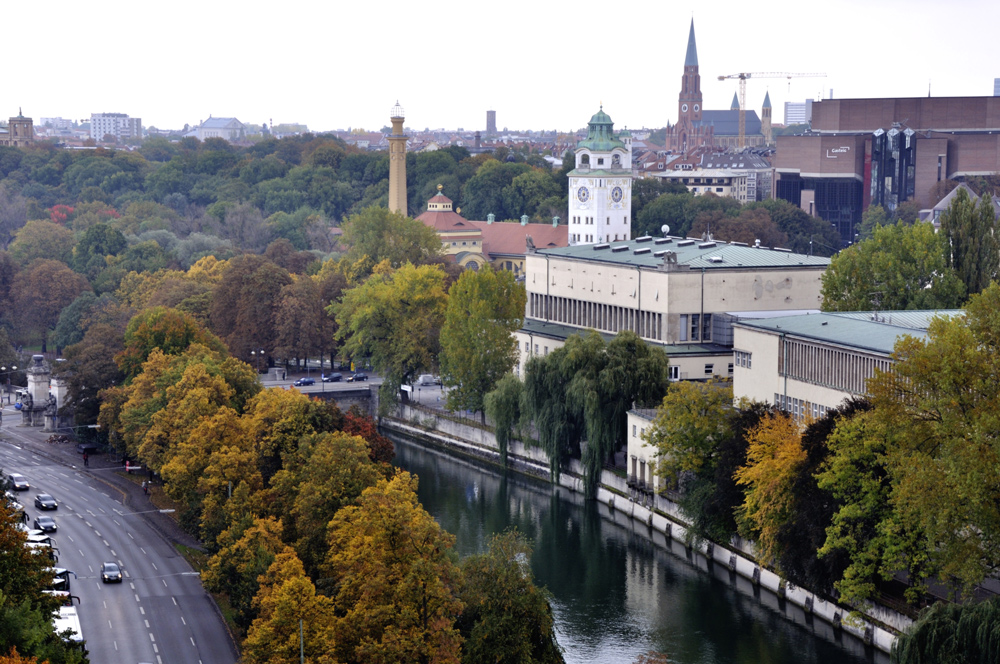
left=0, top=366, right=17, bottom=405
left=250, top=349, right=264, bottom=374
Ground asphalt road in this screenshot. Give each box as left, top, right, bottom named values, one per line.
left=0, top=416, right=238, bottom=664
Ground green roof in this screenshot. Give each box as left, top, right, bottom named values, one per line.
left=537, top=237, right=830, bottom=270
left=733, top=310, right=961, bottom=354
left=577, top=106, right=626, bottom=152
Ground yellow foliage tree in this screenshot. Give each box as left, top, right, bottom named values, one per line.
left=734, top=412, right=806, bottom=567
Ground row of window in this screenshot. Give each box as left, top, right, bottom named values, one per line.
left=528, top=293, right=664, bottom=340
left=734, top=350, right=752, bottom=368
left=780, top=339, right=891, bottom=394
left=570, top=234, right=628, bottom=243
left=449, top=240, right=478, bottom=247
left=774, top=394, right=832, bottom=421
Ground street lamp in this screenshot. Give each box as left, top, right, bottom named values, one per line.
left=250, top=349, right=265, bottom=374
left=0, top=366, right=17, bottom=405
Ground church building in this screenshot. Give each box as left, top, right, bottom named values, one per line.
left=665, top=20, right=770, bottom=152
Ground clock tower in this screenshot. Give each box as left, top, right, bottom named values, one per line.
left=567, top=107, right=633, bottom=246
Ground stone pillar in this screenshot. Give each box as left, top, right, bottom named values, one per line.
left=22, top=354, right=50, bottom=428
left=388, top=102, right=408, bottom=215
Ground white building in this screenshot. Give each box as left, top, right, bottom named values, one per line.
left=567, top=107, right=633, bottom=246
left=90, top=113, right=141, bottom=141
left=193, top=116, right=246, bottom=142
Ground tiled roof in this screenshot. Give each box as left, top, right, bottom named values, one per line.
left=200, top=117, right=243, bottom=129
left=468, top=220, right=568, bottom=257
left=695, top=110, right=762, bottom=136
left=416, top=208, right=479, bottom=233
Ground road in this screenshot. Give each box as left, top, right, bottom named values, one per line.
left=0, top=417, right=237, bottom=664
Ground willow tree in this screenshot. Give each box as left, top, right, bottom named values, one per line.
left=940, top=185, right=1000, bottom=298
left=893, top=597, right=1000, bottom=663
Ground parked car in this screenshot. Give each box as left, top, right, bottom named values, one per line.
left=33, top=516, right=57, bottom=532
left=417, top=374, right=442, bottom=386
left=293, top=377, right=315, bottom=387
left=100, top=562, right=122, bottom=583
left=7, top=474, right=29, bottom=491
left=75, top=442, right=100, bottom=455
left=322, top=373, right=342, bottom=382
left=347, top=372, right=368, bottom=382
left=34, top=494, right=58, bottom=510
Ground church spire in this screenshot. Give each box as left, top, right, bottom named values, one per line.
left=731, top=92, right=740, bottom=110
left=684, top=19, right=698, bottom=67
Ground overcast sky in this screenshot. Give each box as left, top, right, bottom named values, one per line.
left=9, top=0, right=998, bottom=134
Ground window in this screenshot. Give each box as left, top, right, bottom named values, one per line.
left=544, top=346, right=549, bottom=355
left=704, top=364, right=714, bottom=376
left=598, top=158, right=604, bottom=165
left=524, top=341, right=529, bottom=351
left=668, top=366, right=679, bottom=380
left=679, top=315, right=688, bottom=342
left=632, top=425, right=637, bottom=437
left=462, top=241, right=467, bottom=246
left=728, top=363, right=734, bottom=374
left=534, top=344, right=539, bottom=354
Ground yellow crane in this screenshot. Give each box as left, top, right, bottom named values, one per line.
left=716, top=72, right=827, bottom=148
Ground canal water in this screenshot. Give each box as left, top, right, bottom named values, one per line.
left=393, top=438, right=890, bottom=664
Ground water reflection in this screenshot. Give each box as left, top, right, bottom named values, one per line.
left=393, top=438, right=889, bottom=664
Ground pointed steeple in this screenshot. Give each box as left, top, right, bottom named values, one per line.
left=762, top=91, right=772, bottom=108
left=731, top=92, right=740, bottom=110
left=684, top=19, right=698, bottom=67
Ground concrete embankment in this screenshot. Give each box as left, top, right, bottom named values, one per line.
left=382, top=404, right=910, bottom=655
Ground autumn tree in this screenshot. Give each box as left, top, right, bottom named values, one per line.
left=939, top=185, right=1000, bottom=297
left=8, top=221, right=74, bottom=266
left=457, top=530, right=563, bottom=664
left=273, top=276, right=334, bottom=372
left=324, top=471, right=463, bottom=664
left=209, top=254, right=292, bottom=362
left=820, top=221, right=964, bottom=311
left=440, top=266, right=525, bottom=421
left=242, top=552, right=337, bottom=664
left=647, top=380, right=733, bottom=485
left=690, top=208, right=787, bottom=248
left=61, top=323, right=126, bottom=424
left=332, top=263, right=448, bottom=412
left=116, top=306, right=228, bottom=380
left=13, top=259, right=91, bottom=351
left=734, top=412, right=805, bottom=567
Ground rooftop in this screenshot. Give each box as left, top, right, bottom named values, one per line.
left=537, top=236, right=830, bottom=270
left=521, top=318, right=732, bottom=357
left=733, top=310, right=961, bottom=354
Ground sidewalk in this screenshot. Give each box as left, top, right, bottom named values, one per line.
left=0, top=407, right=202, bottom=552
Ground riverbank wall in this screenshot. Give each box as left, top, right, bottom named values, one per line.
left=383, top=404, right=911, bottom=656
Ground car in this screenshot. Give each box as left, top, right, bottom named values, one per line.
left=7, top=474, right=29, bottom=491
left=347, top=372, right=368, bottom=382
left=417, top=374, right=442, bottom=386
left=75, top=442, right=100, bottom=455
left=34, top=516, right=57, bottom=533
left=293, top=377, right=315, bottom=387
left=100, top=562, right=122, bottom=584
left=34, top=494, right=58, bottom=510
left=322, top=373, right=342, bottom=382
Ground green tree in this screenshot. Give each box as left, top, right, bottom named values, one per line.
left=8, top=221, right=73, bottom=266
left=209, top=255, right=292, bottom=361
left=325, top=471, right=463, bottom=664
left=117, top=306, right=228, bottom=381
left=457, top=530, right=564, bottom=664
left=61, top=323, right=126, bottom=424
left=856, top=204, right=888, bottom=241
left=332, top=263, right=448, bottom=412
left=630, top=178, right=687, bottom=230
left=940, top=185, right=1000, bottom=297
left=892, top=596, right=1000, bottom=664
left=273, top=276, right=335, bottom=372
left=460, top=160, right=532, bottom=221
left=483, top=374, right=526, bottom=467
left=821, top=221, right=964, bottom=311
left=340, top=207, right=442, bottom=279
left=440, top=267, right=525, bottom=421
left=647, top=380, right=733, bottom=484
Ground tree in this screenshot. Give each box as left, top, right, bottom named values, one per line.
left=630, top=178, right=687, bottom=229
left=440, top=267, right=525, bottom=421
left=483, top=374, right=526, bottom=467
left=457, top=530, right=564, bottom=664
left=820, top=221, right=964, bottom=312
left=273, top=277, right=335, bottom=372
left=523, top=350, right=584, bottom=482
left=71, top=223, right=127, bottom=279
left=733, top=412, right=805, bottom=567
left=892, top=596, right=1000, bottom=664
left=0, top=189, right=27, bottom=250
left=116, top=307, right=228, bottom=381
left=12, top=259, right=91, bottom=350
left=242, top=552, right=337, bottom=664
left=647, top=380, right=733, bottom=485
left=340, top=207, right=442, bottom=279
left=8, top=221, right=74, bottom=266
left=325, top=471, right=463, bottom=664
left=940, top=185, right=1000, bottom=298
left=209, top=255, right=292, bottom=362
left=856, top=204, right=888, bottom=241
left=690, top=207, right=787, bottom=248
left=332, top=263, right=448, bottom=412
left=62, top=323, right=125, bottom=424
left=460, top=160, right=531, bottom=221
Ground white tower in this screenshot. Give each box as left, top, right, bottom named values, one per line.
left=567, top=107, right=633, bottom=245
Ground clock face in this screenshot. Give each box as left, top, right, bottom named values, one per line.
left=693, top=104, right=700, bottom=112
left=577, top=186, right=590, bottom=203
left=681, top=103, right=689, bottom=113
left=611, top=186, right=623, bottom=203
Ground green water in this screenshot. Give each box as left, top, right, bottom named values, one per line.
left=393, top=438, right=890, bottom=664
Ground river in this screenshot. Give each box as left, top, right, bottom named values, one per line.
left=393, top=437, right=891, bottom=664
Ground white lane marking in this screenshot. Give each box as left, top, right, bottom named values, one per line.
left=140, top=547, right=147, bottom=555
left=98, top=508, right=106, bottom=514
left=108, top=620, right=113, bottom=630
left=67, top=536, right=74, bottom=543
left=180, top=616, right=186, bottom=625
left=124, top=570, right=130, bottom=578
left=153, top=644, right=158, bottom=653
left=151, top=563, right=157, bottom=571
left=190, top=637, right=195, bottom=646
left=162, top=579, right=168, bottom=588
left=135, top=594, right=140, bottom=602
left=140, top=607, right=144, bottom=615
left=113, top=641, right=118, bottom=651
left=58, top=472, right=69, bottom=478
left=171, top=597, right=177, bottom=606
left=129, top=582, right=135, bottom=590
left=110, top=549, right=117, bottom=557
left=103, top=601, right=107, bottom=609
left=94, top=530, right=101, bottom=537
left=89, top=565, right=94, bottom=573
left=145, top=620, right=149, bottom=628
left=77, top=495, right=89, bottom=503
left=102, top=540, right=109, bottom=546
left=73, top=479, right=83, bottom=484
left=149, top=633, right=155, bottom=643
left=112, top=519, right=121, bottom=527
left=84, top=521, right=92, bottom=527
left=157, top=657, right=162, bottom=664
left=128, top=532, right=134, bottom=540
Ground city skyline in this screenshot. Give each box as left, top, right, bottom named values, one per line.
left=7, top=0, right=998, bottom=135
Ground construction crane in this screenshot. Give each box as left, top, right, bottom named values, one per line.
left=716, top=72, right=826, bottom=148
